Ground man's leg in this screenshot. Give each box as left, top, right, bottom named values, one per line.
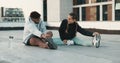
left=46, top=31, right=64, bottom=45
left=45, top=31, right=58, bottom=49
left=72, top=37, right=92, bottom=46
left=46, top=31, right=53, bottom=38
left=29, top=37, right=49, bottom=48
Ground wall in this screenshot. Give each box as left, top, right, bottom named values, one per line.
left=47, top=0, right=72, bottom=22
left=0, top=8, right=1, bottom=22
left=47, top=0, right=60, bottom=22
left=107, top=4, right=112, bottom=21
left=60, top=0, right=72, bottom=21
left=47, top=21, right=120, bottom=30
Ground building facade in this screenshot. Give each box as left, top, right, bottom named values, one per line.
left=44, top=0, right=120, bottom=30
left=73, top=0, right=120, bottom=21
left=44, top=0, right=120, bottom=22
left=0, top=0, right=120, bottom=30
left=0, top=0, right=43, bottom=22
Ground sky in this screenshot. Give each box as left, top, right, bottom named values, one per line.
left=0, top=0, right=43, bottom=21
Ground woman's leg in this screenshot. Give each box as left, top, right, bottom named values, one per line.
left=72, top=37, right=92, bottom=46
left=53, top=38, right=64, bottom=45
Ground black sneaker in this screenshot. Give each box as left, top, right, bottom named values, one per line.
left=92, top=34, right=101, bottom=48
left=44, top=38, right=58, bottom=49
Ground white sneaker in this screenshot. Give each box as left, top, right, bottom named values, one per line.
left=92, top=34, right=101, bottom=48
left=67, top=40, right=74, bottom=45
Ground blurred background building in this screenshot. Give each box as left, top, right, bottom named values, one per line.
left=0, top=0, right=120, bottom=31
left=0, top=7, right=25, bottom=22
left=73, top=0, right=120, bottom=21
left=42, top=0, right=120, bottom=22
left=45, top=0, right=120, bottom=31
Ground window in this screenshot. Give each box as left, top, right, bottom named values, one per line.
left=81, top=6, right=100, bottom=21
left=3, top=7, right=25, bottom=22
left=73, top=0, right=86, bottom=5
left=102, top=4, right=112, bottom=21
left=43, top=0, right=47, bottom=21
left=96, top=0, right=108, bottom=3
left=116, top=0, right=120, bottom=3
left=73, top=8, right=79, bottom=21
left=115, top=0, right=120, bottom=21
left=102, top=5, right=108, bottom=21
left=115, top=0, right=120, bottom=10
left=82, top=7, right=86, bottom=21
left=96, top=6, right=100, bottom=21
left=115, top=10, right=120, bottom=21
left=97, top=0, right=101, bottom=2
left=101, top=0, right=108, bottom=2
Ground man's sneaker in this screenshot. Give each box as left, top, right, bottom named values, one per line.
left=92, top=34, right=101, bottom=48
left=67, top=40, right=74, bottom=46
left=44, top=38, right=58, bottom=49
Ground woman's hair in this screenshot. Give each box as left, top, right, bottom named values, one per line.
left=30, top=11, right=41, bottom=19
left=69, top=12, right=77, bottom=20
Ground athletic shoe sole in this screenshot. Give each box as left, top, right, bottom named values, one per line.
left=93, top=34, right=101, bottom=48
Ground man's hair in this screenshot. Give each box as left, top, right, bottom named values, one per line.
left=30, top=11, right=41, bottom=19
left=69, top=12, right=77, bottom=20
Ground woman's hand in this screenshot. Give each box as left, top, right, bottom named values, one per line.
left=63, top=39, right=67, bottom=44
left=93, top=32, right=100, bottom=36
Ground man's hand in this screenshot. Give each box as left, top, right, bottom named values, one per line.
left=41, top=34, right=46, bottom=38
left=93, top=32, right=100, bottom=36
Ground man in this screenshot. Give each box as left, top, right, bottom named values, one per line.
left=23, top=11, right=57, bottom=49
left=59, top=12, right=100, bottom=47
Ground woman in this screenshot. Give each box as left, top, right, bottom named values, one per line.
left=59, top=12, right=100, bottom=46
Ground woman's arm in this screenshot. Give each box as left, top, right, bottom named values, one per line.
left=59, top=19, right=68, bottom=40
left=77, top=24, right=93, bottom=37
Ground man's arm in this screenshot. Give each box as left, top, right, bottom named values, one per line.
left=26, top=22, right=42, bottom=37
left=40, top=21, right=47, bottom=34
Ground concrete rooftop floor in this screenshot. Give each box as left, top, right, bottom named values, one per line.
left=0, top=30, right=120, bottom=63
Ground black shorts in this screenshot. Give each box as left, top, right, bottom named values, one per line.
left=25, top=35, right=41, bottom=46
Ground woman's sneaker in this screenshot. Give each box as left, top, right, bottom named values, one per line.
left=92, top=34, right=101, bottom=48
left=67, top=40, right=74, bottom=45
